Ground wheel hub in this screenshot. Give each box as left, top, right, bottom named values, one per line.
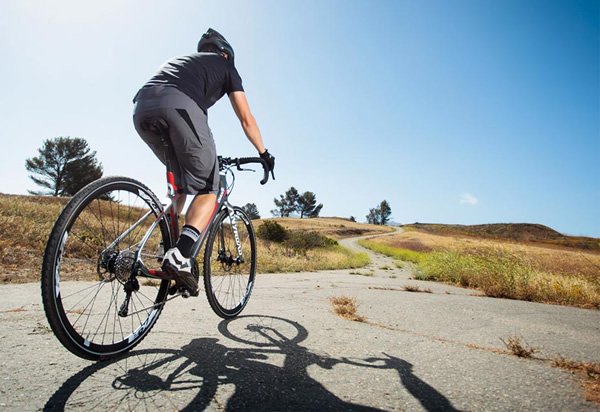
left=217, top=249, right=244, bottom=270
left=98, top=249, right=136, bottom=282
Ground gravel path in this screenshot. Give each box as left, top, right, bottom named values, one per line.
left=0, top=232, right=598, bottom=411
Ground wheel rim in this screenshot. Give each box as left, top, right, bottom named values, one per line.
left=52, top=183, right=169, bottom=354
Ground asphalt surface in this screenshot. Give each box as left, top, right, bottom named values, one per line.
left=1, top=233, right=599, bottom=411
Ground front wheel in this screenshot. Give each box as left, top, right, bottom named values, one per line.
left=203, top=207, right=256, bottom=318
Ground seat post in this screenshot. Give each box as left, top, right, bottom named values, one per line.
left=162, top=137, right=179, bottom=198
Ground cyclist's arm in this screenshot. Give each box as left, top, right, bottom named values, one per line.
left=229, top=91, right=266, bottom=154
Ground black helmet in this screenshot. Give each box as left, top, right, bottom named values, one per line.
left=197, top=28, right=235, bottom=64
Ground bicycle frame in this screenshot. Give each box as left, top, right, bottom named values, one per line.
left=124, top=164, right=237, bottom=280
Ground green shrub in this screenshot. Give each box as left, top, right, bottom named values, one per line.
left=284, top=231, right=338, bottom=254
left=257, top=221, right=340, bottom=256
left=256, top=220, right=289, bottom=242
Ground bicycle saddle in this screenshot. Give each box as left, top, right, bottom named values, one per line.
left=141, top=116, right=170, bottom=138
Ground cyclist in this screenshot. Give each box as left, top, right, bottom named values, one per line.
left=133, top=28, right=275, bottom=296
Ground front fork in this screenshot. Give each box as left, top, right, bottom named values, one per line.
left=227, top=206, right=244, bottom=260
left=216, top=205, right=245, bottom=267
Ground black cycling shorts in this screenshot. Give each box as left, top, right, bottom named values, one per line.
left=133, top=86, right=219, bottom=195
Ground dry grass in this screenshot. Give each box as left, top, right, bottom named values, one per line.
left=0, top=192, right=164, bottom=283
left=256, top=238, right=370, bottom=273
left=362, top=230, right=600, bottom=309
left=368, top=230, right=600, bottom=279
left=500, top=334, right=540, bottom=358
left=553, top=356, right=600, bottom=403
left=358, top=239, right=425, bottom=264
left=1, top=308, right=27, bottom=313
left=350, top=270, right=374, bottom=276
left=405, top=223, right=600, bottom=251
left=262, top=217, right=394, bottom=240
left=329, top=296, right=365, bottom=322
left=369, top=286, right=432, bottom=293
left=0, top=194, right=376, bottom=282
left=403, top=285, right=432, bottom=293
left=0, top=194, right=69, bottom=282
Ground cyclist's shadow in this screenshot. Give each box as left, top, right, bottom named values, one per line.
left=45, top=315, right=458, bottom=411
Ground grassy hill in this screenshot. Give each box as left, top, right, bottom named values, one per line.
left=404, top=223, right=600, bottom=251
left=362, top=224, right=600, bottom=309
left=263, top=216, right=395, bottom=239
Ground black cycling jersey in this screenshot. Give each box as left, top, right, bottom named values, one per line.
left=135, top=52, right=244, bottom=113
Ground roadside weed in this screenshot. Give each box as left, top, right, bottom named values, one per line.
left=403, top=285, right=432, bottom=293
left=329, top=296, right=365, bottom=322
left=500, top=335, right=540, bottom=358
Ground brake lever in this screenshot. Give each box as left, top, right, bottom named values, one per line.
left=236, top=164, right=256, bottom=173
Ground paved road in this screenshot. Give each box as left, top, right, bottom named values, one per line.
left=1, top=233, right=599, bottom=411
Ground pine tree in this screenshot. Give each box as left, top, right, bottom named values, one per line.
left=296, top=191, right=323, bottom=218
left=366, top=200, right=392, bottom=225
left=25, top=137, right=103, bottom=196
left=241, top=203, right=261, bottom=220
left=271, top=187, right=299, bottom=217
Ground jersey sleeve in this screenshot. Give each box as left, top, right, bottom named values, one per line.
left=227, top=66, right=244, bottom=94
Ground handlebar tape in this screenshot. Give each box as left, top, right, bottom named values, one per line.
left=237, top=157, right=270, bottom=185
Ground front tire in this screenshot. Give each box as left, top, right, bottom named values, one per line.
left=41, top=177, right=173, bottom=360
left=203, top=207, right=256, bottom=318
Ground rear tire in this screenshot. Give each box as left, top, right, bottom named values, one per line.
left=41, top=176, right=173, bottom=360
left=203, top=207, right=256, bottom=318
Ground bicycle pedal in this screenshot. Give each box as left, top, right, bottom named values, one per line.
left=169, top=284, right=193, bottom=298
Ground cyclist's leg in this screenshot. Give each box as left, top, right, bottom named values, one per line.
left=133, top=87, right=217, bottom=233
left=162, top=104, right=219, bottom=203
left=185, top=193, right=218, bottom=234
left=155, top=89, right=219, bottom=237
left=135, top=88, right=220, bottom=295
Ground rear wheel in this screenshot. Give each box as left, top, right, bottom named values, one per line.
left=41, top=177, right=173, bottom=360
left=203, top=207, right=256, bottom=318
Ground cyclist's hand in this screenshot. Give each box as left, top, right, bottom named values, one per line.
left=260, top=149, right=275, bottom=180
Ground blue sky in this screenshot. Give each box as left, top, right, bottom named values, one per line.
left=1, top=0, right=598, bottom=237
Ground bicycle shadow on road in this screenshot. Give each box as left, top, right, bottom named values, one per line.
left=44, top=315, right=459, bottom=411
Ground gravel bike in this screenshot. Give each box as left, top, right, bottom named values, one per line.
left=41, top=119, right=272, bottom=360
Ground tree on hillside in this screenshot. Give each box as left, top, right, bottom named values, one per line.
left=25, top=137, right=103, bottom=197
left=270, top=187, right=299, bottom=217
left=271, top=187, right=324, bottom=218
left=296, top=191, right=323, bottom=218
left=241, top=203, right=261, bottom=220
left=366, top=200, right=392, bottom=225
